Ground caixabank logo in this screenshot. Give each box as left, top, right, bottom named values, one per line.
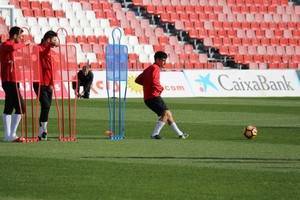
left=218, top=74, right=294, bottom=91
left=195, top=73, right=218, bottom=92
left=195, top=73, right=295, bottom=93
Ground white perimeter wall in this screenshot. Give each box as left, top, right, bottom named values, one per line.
left=88, top=70, right=300, bottom=98
left=0, top=70, right=299, bottom=99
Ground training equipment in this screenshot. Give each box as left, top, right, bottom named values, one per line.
left=105, top=130, right=113, bottom=137
left=243, top=125, right=258, bottom=139
left=54, top=28, right=78, bottom=142
left=106, top=27, right=128, bottom=140
left=11, top=28, right=77, bottom=142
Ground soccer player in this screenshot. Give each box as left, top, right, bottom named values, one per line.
left=72, top=65, right=94, bottom=99
left=135, top=51, right=188, bottom=139
left=33, top=30, right=59, bottom=141
left=0, top=26, right=29, bottom=142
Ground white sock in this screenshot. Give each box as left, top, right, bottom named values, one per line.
left=170, top=122, right=183, bottom=136
left=2, top=114, right=12, bottom=141
left=40, top=122, right=48, bottom=133
left=151, top=120, right=165, bottom=136
left=39, top=127, right=43, bottom=135
left=10, top=114, right=22, bottom=139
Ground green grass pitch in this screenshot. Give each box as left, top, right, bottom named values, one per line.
left=0, top=97, right=300, bottom=200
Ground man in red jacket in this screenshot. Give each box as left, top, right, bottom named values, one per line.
left=33, top=30, right=59, bottom=141
left=135, top=51, right=188, bottom=139
left=0, top=26, right=29, bottom=142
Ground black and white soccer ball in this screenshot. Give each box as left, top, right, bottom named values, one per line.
left=243, top=125, right=258, bottom=139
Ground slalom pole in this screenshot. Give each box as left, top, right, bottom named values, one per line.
left=56, top=28, right=77, bottom=141
left=23, top=27, right=37, bottom=141
left=112, top=28, right=122, bottom=139
left=105, top=27, right=128, bottom=140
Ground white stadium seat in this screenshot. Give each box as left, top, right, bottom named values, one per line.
left=86, top=52, right=97, bottom=63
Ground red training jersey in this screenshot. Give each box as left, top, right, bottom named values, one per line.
left=36, top=43, right=54, bottom=86
left=135, top=63, right=164, bottom=100
left=0, top=40, right=26, bottom=82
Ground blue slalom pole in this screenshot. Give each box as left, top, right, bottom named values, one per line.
left=105, top=27, right=128, bottom=140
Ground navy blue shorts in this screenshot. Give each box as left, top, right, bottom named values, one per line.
left=144, top=96, right=168, bottom=117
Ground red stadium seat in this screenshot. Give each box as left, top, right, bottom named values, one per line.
left=184, top=21, right=194, bottom=30
left=66, top=35, right=76, bottom=43
left=185, top=6, right=195, bottom=13
left=87, top=36, right=97, bottom=43
left=253, top=55, right=264, bottom=63
left=291, top=55, right=300, bottom=63
left=279, top=38, right=289, bottom=46
left=282, top=55, right=291, bottom=63
left=228, top=46, right=238, bottom=56
left=54, top=10, right=65, bottom=17
left=219, top=46, right=229, bottom=54
left=255, top=29, right=265, bottom=38
left=252, top=38, right=260, bottom=46
left=272, top=55, right=282, bottom=63
left=160, top=13, right=171, bottom=22
left=289, top=38, right=298, bottom=46
left=222, top=38, right=232, bottom=46
left=30, top=1, right=41, bottom=10
left=241, top=38, right=252, bottom=46
left=213, top=38, right=222, bottom=47
left=292, top=29, right=300, bottom=37
left=19, top=0, right=30, bottom=9
left=4, top=0, right=299, bottom=70
left=33, top=9, right=44, bottom=17
left=232, top=38, right=242, bottom=46
left=251, top=22, right=260, bottom=30
left=43, top=10, right=54, bottom=17
left=288, top=63, right=298, bottom=69
left=77, top=36, right=88, bottom=44
left=207, top=30, right=218, bottom=38
left=198, top=29, right=207, bottom=38
left=270, top=38, right=280, bottom=46
left=268, top=63, right=279, bottom=69
left=227, top=30, right=236, bottom=38
left=274, top=29, right=283, bottom=37
left=260, top=38, right=270, bottom=46
left=243, top=55, right=254, bottom=63
left=41, top=2, right=51, bottom=10
left=189, top=29, right=198, bottom=38
left=22, top=9, right=33, bottom=17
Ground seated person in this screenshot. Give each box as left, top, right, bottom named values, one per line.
left=72, top=65, right=94, bottom=98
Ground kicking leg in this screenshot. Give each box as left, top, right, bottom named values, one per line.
left=165, top=110, right=189, bottom=139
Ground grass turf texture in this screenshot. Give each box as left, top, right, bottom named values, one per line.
left=0, top=98, right=300, bottom=200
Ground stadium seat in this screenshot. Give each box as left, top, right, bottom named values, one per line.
left=0, top=0, right=298, bottom=69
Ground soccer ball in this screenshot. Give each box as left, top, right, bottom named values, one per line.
left=243, top=125, right=258, bottom=139
left=105, top=130, right=113, bottom=137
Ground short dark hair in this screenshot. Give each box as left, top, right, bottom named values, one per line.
left=82, top=65, right=91, bottom=69
left=41, top=30, right=57, bottom=43
left=154, top=51, right=167, bottom=60
left=9, top=26, right=23, bottom=38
